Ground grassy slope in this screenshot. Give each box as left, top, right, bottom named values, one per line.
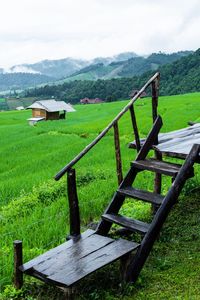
left=1, top=92, right=200, bottom=205
left=0, top=92, right=200, bottom=299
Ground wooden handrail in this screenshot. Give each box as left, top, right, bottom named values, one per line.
left=54, top=72, right=160, bottom=181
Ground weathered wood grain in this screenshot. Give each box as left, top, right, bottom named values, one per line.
left=132, top=158, right=182, bottom=177
left=129, top=105, right=141, bottom=151
left=20, top=230, right=94, bottom=272
left=14, top=240, right=23, bottom=289
left=113, top=121, right=123, bottom=185
left=129, top=124, right=200, bottom=160
left=126, top=143, right=200, bottom=282
left=102, top=214, right=150, bottom=234
left=117, top=186, right=164, bottom=205
left=23, top=234, right=139, bottom=288
left=67, top=168, right=80, bottom=237
left=44, top=238, right=139, bottom=287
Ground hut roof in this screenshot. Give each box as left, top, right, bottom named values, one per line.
left=27, top=100, right=75, bottom=112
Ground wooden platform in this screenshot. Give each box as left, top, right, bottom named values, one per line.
left=129, top=123, right=200, bottom=160
left=19, top=230, right=139, bottom=288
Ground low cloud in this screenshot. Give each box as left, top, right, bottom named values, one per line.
left=0, top=0, right=199, bottom=67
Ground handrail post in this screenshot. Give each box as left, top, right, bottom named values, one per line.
left=13, top=240, right=23, bottom=289
left=151, top=75, right=160, bottom=126
left=113, top=121, right=123, bottom=185
left=129, top=104, right=141, bottom=152
left=152, top=74, right=161, bottom=210
left=67, top=168, right=80, bottom=239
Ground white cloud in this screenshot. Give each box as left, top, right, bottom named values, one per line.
left=0, top=0, right=199, bottom=67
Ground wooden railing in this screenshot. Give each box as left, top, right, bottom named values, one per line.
left=54, top=72, right=160, bottom=238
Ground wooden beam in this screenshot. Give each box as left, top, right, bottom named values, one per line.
left=113, top=122, right=123, bottom=185
left=67, top=169, right=80, bottom=238
left=151, top=77, right=159, bottom=123
left=129, top=105, right=140, bottom=152
left=13, top=240, right=23, bottom=289
left=151, top=76, right=160, bottom=146
left=135, top=115, right=163, bottom=161
left=153, top=151, right=162, bottom=214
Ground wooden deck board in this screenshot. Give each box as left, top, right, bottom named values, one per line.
left=20, top=229, right=94, bottom=272
left=20, top=230, right=139, bottom=287
left=129, top=124, right=200, bottom=159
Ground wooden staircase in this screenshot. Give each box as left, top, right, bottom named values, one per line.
left=13, top=72, right=200, bottom=296
left=96, top=115, right=198, bottom=282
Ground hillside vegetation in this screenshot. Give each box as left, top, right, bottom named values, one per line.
left=64, top=51, right=193, bottom=82
left=0, top=50, right=193, bottom=91
left=25, top=49, right=200, bottom=103
left=0, top=92, right=200, bottom=299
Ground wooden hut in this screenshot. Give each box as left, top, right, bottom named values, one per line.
left=80, top=97, right=104, bottom=104
left=26, top=100, right=75, bottom=123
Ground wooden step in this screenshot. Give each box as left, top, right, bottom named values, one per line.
left=132, top=158, right=182, bottom=176
left=118, top=186, right=164, bottom=206
left=20, top=230, right=139, bottom=287
left=102, top=214, right=150, bottom=234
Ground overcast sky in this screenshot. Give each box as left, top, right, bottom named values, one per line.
left=0, top=0, right=199, bottom=68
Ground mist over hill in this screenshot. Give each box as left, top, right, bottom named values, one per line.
left=0, top=51, right=193, bottom=91
left=24, top=49, right=200, bottom=103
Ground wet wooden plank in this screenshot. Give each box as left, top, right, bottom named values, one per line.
left=129, top=124, right=200, bottom=158
left=102, top=213, right=150, bottom=234
left=156, top=133, right=200, bottom=155
left=37, top=238, right=139, bottom=287
left=20, top=230, right=94, bottom=272
left=132, top=159, right=182, bottom=176
left=117, top=187, right=164, bottom=205
left=32, top=234, right=114, bottom=275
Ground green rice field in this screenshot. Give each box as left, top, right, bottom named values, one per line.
left=0, top=93, right=200, bottom=299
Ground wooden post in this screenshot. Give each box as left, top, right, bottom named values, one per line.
left=152, top=75, right=161, bottom=203
left=151, top=77, right=159, bottom=122
left=120, top=253, right=132, bottom=281
left=62, top=287, right=76, bottom=300
left=67, top=169, right=80, bottom=238
left=13, top=240, right=23, bottom=289
left=152, top=151, right=162, bottom=213
left=113, top=121, right=123, bottom=185
left=129, top=105, right=140, bottom=152
left=151, top=76, right=160, bottom=145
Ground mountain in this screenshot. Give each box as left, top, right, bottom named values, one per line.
left=0, top=73, right=53, bottom=91
left=91, top=52, right=138, bottom=65
left=25, top=48, right=200, bottom=102
left=63, top=51, right=193, bottom=82
left=4, top=52, right=138, bottom=80
left=8, top=58, right=90, bottom=79
left=0, top=50, right=194, bottom=92
left=0, top=53, right=138, bottom=91
left=159, top=49, right=200, bottom=95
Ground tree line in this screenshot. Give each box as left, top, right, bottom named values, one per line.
left=25, top=49, right=200, bottom=103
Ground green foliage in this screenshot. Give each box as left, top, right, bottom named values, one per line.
left=0, top=179, right=65, bottom=222
left=25, top=49, right=199, bottom=103
left=0, top=73, right=53, bottom=91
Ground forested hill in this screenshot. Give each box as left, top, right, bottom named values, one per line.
left=25, top=49, right=200, bottom=103
left=64, top=51, right=193, bottom=81
left=0, top=73, right=53, bottom=91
